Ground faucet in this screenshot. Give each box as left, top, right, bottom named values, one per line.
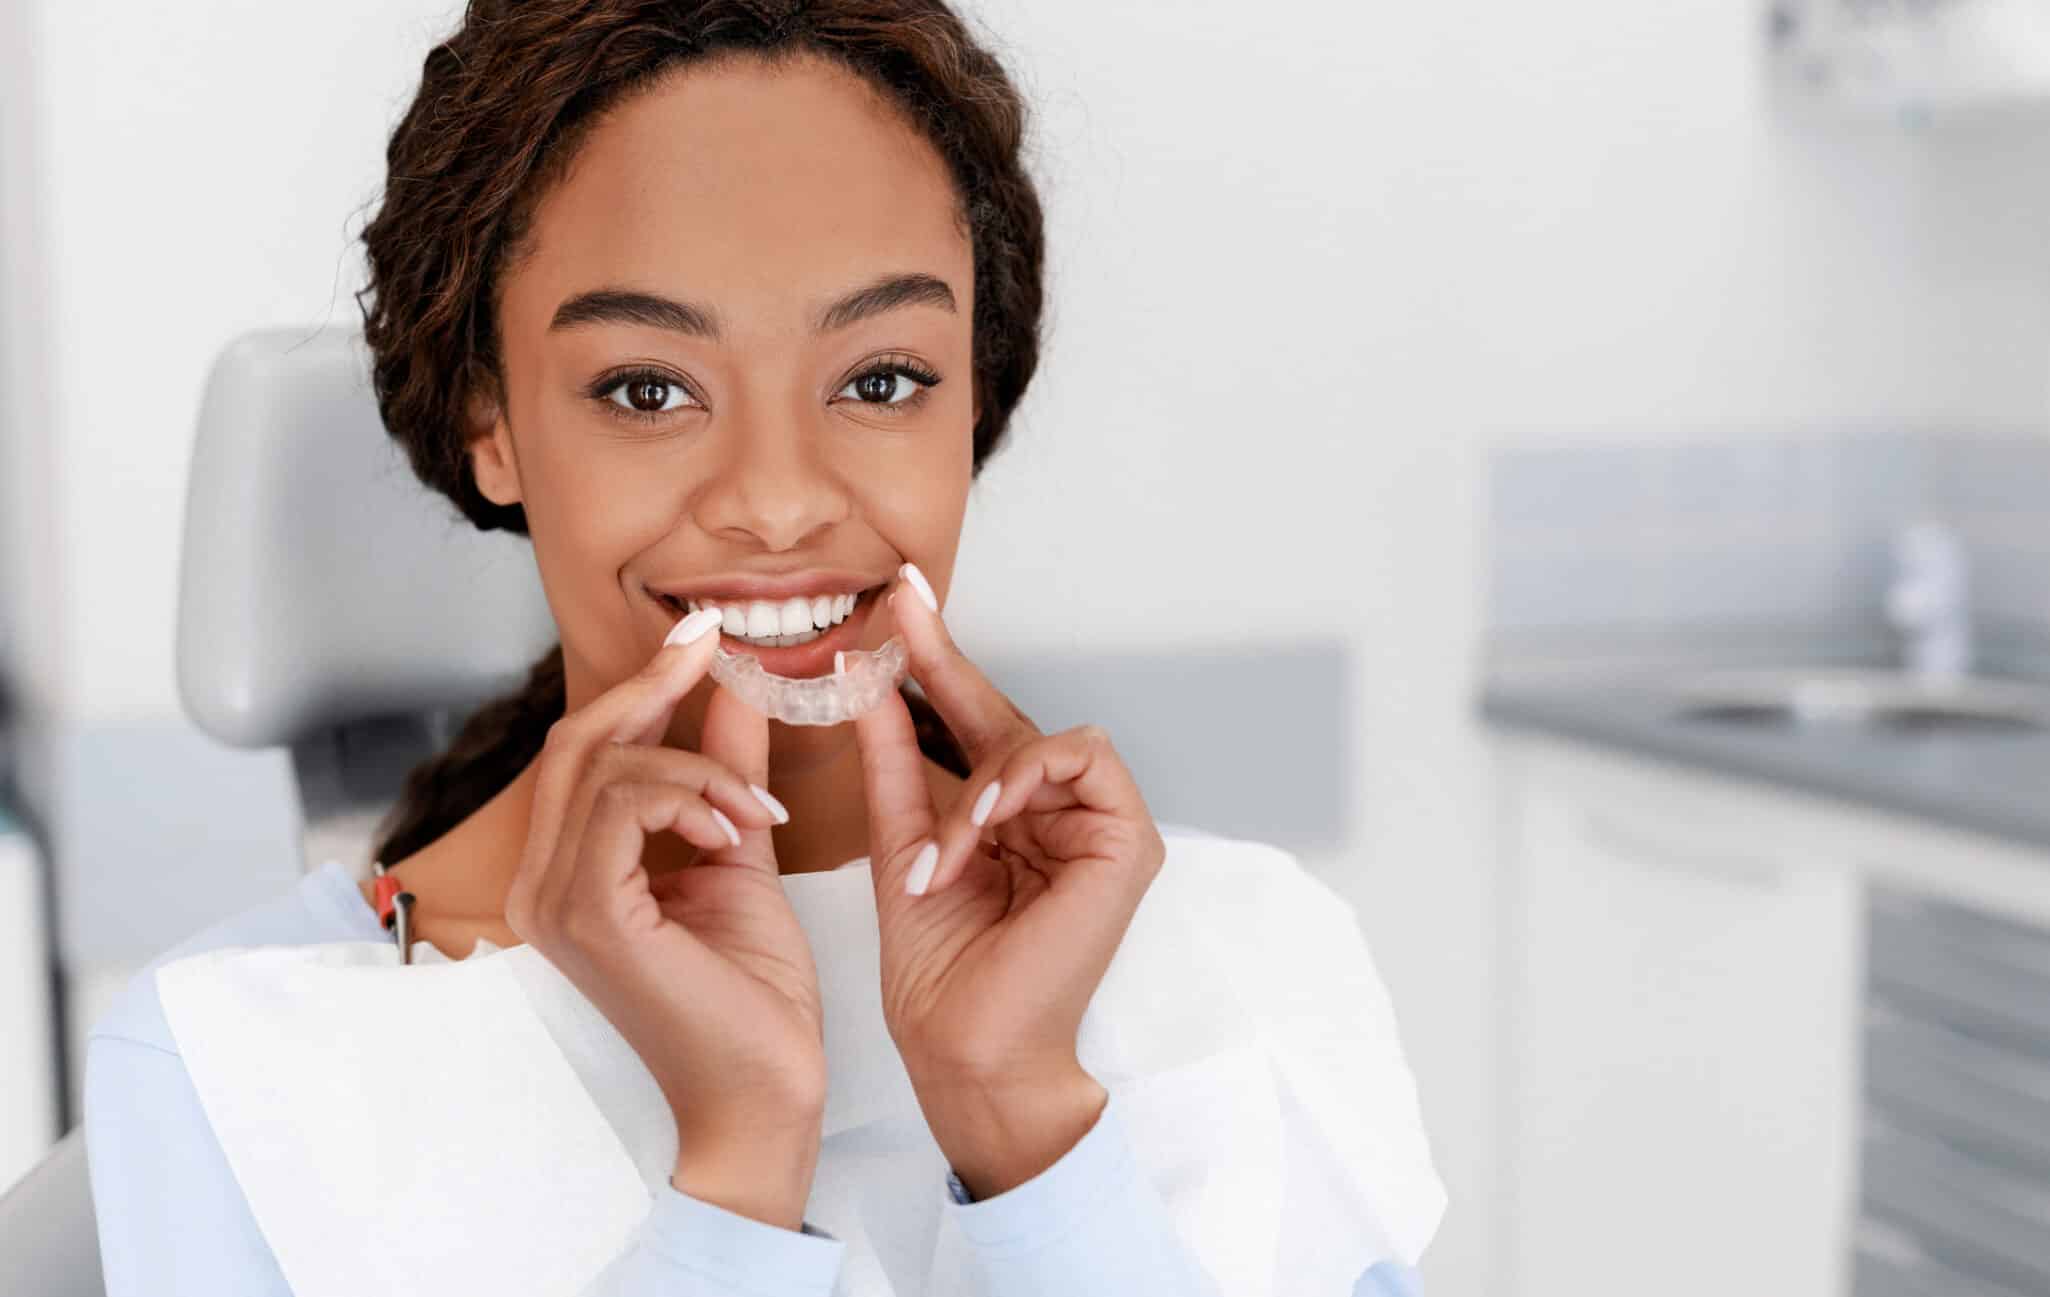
left=1884, top=519, right=1973, bottom=680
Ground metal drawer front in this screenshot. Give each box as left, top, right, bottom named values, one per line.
left=1861, top=887, right=2050, bottom=1297
left=1860, top=1112, right=2050, bottom=1292
left=1868, top=898, right=2050, bottom=1050
left=1870, top=891, right=2050, bottom=980
left=1864, top=999, right=2050, bottom=1179
left=1853, top=1219, right=2042, bottom=1297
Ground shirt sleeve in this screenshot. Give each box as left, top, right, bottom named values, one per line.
left=937, top=1087, right=1226, bottom=1295
left=581, top=1180, right=844, bottom=1295
left=939, top=1088, right=1424, bottom=1297
left=83, top=1030, right=845, bottom=1297
left=1354, top=1260, right=1425, bottom=1294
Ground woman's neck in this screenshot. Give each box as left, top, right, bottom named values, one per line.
left=364, top=730, right=962, bottom=958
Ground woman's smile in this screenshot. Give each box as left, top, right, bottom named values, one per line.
left=646, top=575, right=888, bottom=679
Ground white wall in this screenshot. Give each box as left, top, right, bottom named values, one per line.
left=6, top=0, right=2049, bottom=1292
left=14, top=0, right=468, bottom=720
left=0, top=0, right=64, bottom=771
left=962, top=5, right=2046, bottom=1293
left=1902, top=107, right=2050, bottom=427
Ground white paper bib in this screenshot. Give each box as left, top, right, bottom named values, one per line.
left=154, top=831, right=1444, bottom=1295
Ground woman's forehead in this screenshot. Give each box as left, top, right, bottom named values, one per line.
left=512, top=53, right=971, bottom=332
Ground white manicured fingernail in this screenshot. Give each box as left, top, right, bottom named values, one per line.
left=709, top=807, right=741, bottom=847
left=905, top=840, right=938, bottom=895
left=666, top=607, right=724, bottom=647
left=749, top=783, right=790, bottom=824
left=970, top=780, right=1001, bottom=828
left=834, top=650, right=846, bottom=676
left=899, top=562, right=939, bottom=614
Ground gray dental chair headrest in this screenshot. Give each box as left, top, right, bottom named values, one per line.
left=176, top=327, right=557, bottom=830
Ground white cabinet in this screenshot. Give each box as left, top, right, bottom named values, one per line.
left=1496, top=737, right=1863, bottom=1297
left=1493, top=727, right=2050, bottom=1297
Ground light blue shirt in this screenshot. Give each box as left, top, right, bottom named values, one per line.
left=84, top=858, right=1420, bottom=1295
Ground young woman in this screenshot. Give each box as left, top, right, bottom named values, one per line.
left=83, top=3, right=1439, bottom=1293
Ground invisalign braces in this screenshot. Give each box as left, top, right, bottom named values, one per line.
left=710, top=636, right=908, bottom=725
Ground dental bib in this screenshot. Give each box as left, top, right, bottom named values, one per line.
left=153, top=828, right=1445, bottom=1296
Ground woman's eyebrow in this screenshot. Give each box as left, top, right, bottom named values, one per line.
left=548, top=272, right=956, bottom=341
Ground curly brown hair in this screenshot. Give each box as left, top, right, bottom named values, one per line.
left=354, top=0, right=1045, bottom=869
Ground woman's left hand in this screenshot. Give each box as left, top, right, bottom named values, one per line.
left=850, top=564, right=1167, bottom=1199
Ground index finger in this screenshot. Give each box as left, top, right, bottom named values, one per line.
left=885, top=563, right=1040, bottom=767
left=522, top=607, right=724, bottom=879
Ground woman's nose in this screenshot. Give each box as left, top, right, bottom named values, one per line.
left=690, top=402, right=851, bottom=551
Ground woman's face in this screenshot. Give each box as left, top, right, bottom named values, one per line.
left=472, top=50, right=977, bottom=766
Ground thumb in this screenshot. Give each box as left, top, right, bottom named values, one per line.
left=697, top=682, right=781, bottom=877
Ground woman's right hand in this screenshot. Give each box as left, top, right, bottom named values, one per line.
left=502, top=610, right=827, bottom=1225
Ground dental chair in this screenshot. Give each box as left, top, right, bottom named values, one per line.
left=0, top=326, right=1351, bottom=1296
left=0, top=326, right=556, bottom=1296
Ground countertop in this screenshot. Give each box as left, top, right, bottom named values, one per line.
left=1477, top=631, right=2050, bottom=856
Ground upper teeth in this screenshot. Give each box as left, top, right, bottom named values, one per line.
left=682, top=592, right=858, bottom=640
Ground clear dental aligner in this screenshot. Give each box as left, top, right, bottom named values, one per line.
left=710, top=635, right=908, bottom=725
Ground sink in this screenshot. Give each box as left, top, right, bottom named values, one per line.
left=1669, top=668, right=2050, bottom=735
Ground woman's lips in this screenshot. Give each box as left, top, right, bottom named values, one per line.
left=654, top=585, right=880, bottom=680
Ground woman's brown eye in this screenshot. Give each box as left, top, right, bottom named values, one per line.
left=836, top=364, right=935, bottom=409
left=599, top=371, right=697, bottom=420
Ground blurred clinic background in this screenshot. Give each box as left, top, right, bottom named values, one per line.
left=8, top=1, right=2050, bottom=1295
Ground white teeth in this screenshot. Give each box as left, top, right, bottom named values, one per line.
left=778, top=597, right=812, bottom=636
left=678, top=588, right=865, bottom=645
